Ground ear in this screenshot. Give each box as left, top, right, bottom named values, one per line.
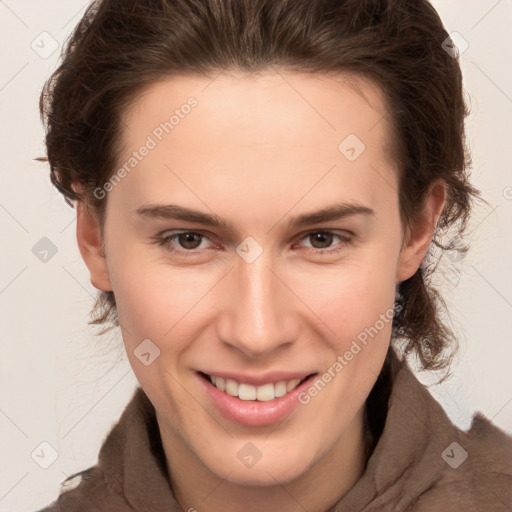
left=396, top=180, right=446, bottom=283
left=76, top=201, right=113, bottom=292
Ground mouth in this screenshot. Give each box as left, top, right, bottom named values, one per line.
left=198, top=371, right=317, bottom=402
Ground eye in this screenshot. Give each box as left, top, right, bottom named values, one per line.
left=155, top=231, right=214, bottom=255
left=295, top=230, right=352, bottom=255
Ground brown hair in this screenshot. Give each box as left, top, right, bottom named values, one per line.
left=39, top=0, right=483, bottom=372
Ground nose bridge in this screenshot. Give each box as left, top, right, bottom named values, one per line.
left=221, top=248, right=292, bottom=357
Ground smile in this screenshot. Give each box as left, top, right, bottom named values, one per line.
left=205, top=373, right=312, bottom=401
left=196, top=371, right=318, bottom=426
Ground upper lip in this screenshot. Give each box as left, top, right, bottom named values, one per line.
left=198, top=370, right=316, bottom=387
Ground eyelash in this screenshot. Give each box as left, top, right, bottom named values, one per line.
left=152, top=230, right=353, bottom=257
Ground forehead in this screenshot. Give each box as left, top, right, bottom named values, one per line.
left=113, top=71, right=398, bottom=218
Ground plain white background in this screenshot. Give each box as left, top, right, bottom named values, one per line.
left=0, top=1, right=511, bottom=510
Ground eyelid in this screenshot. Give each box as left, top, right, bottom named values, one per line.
left=292, top=228, right=353, bottom=243
left=155, top=229, right=218, bottom=251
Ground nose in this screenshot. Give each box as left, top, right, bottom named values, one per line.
left=216, top=248, right=297, bottom=358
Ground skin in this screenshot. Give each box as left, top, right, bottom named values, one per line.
left=76, top=71, right=446, bottom=512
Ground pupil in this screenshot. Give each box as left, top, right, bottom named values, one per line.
left=312, top=232, right=332, bottom=249
left=180, top=233, right=201, bottom=249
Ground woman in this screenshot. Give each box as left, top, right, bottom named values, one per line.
left=36, top=0, right=512, bottom=510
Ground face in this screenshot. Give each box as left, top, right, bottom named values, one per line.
left=78, top=71, right=443, bottom=488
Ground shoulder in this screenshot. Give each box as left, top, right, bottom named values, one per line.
left=462, top=412, right=512, bottom=472
left=34, top=386, right=163, bottom=512
left=34, top=466, right=131, bottom=512
left=411, top=412, right=512, bottom=511
left=380, top=355, right=512, bottom=511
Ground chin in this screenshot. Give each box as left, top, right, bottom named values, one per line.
left=204, top=448, right=311, bottom=487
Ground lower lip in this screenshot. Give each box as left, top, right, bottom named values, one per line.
left=196, top=372, right=317, bottom=427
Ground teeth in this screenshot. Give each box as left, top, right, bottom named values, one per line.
left=286, top=378, right=301, bottom=392
left=239, top=383, right=257, bottom=400
left=256, top=383, right=274, bottom=401
left=225, top=378, right=238, bottom=397
left=215, top=376, right=225, bottom=392
left=209, top=374, right=305, bottom=401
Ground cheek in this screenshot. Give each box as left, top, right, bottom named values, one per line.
left=107, top=251, right=209, bottom=392
left=307, top=265, right=396, bottom=402
left=106, top=241, right=216, bottom=344
left=299, top=254, right=398, bottom=339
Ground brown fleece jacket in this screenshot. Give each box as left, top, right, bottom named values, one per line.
left=36, top=353, right=512, bottom=512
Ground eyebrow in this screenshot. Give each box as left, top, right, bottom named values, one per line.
left=134, top=202, right=375, bottom=231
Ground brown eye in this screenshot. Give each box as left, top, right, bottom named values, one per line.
left=155, top=231, right=213, bottom=254
left=176, top=232, right=203, bottom=249
left=295, top=230, right=352, bottom=256
left=308, top=232, right=334, bottom=249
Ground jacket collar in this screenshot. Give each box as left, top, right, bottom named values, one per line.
left=98, top=384, right=182, bottom=510
left=331, top=352, right=456, bottom=510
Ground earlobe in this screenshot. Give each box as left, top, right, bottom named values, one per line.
left=75, top=201, right=113, bottom=292
left=396, top=180, right=446, bottom=283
